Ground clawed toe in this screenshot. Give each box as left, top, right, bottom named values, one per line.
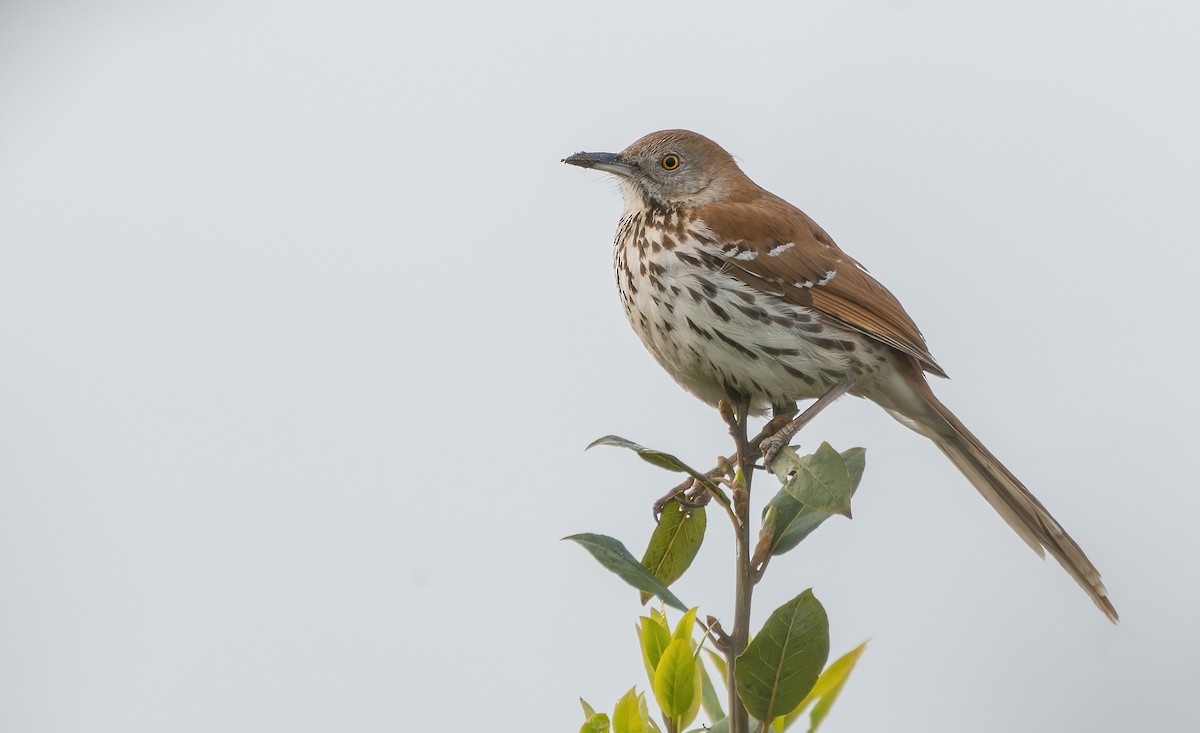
left=653, top=477, right=713, bottom=520
left=760, top=438, right=786, bottom=472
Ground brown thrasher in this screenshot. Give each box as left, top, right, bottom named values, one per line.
left=564, top=129, right=1116, bottom=622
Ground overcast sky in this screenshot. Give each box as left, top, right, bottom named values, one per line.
left=1, top=1, right=1197, bottom=731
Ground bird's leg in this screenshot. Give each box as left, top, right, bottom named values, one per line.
left=760, top=375, right=856, bottom=469
left=654, top=395, right=750, bottom=521
left=770, top=401, right=798, bottom=426
left=651, top=412, right=794, bottom=519
left=650, top=408, right=794, bottom=521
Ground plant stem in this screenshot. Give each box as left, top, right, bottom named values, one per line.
left=724, top=400, right=754, bottom=733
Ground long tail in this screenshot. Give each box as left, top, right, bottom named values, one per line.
left=882, top=362, right=1118, bottom=622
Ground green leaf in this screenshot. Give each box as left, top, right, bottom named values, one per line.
left=671, top=607, right=699, bottom=643
left=612, top=687, right=645, bottom=733
left=586, top=435, right=701, bottom=475
left=773, top=443, right=852, bottom=518
left=653, top=638, right=697, bottom=718
left=564, top=534, right=688, bottom=611
left=586, top=435, right=730, bottom=507
left=581, top=698, right=597, bottom=719
left=639, top=501, right=707, bottom=604
left=772, top=641, right=868, bottom=732
left=698, top=654, right=725, bottom=722
left=840, top=447, right=866, bottom=495
left=705, top=648, right=728, bottom=685
left=773, top=705, right=802, bottom=731
left=764, top=448, right=865, bottom=555
left=638, top=691, right=661, bottom=733
left=734, top=590, right=831, bottom=725
left=805, top=641, right=867, bottom=732
left=682, top=665, right=704, bottom=729
left=638, top=615, right=672, bottom=681
left=581, top=713, right=611, bottom=733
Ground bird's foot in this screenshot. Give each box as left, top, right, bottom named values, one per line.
left=760, top=435, right=789, bottom=472
left=652, top=474, right=717, bottom=521
left=759, top=376, right=857, bottom=471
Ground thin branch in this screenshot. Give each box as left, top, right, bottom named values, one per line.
left=722, top=397, right=754, bottom=733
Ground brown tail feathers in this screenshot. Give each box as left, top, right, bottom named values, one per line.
left=887, top=362, right=1118, bottom=622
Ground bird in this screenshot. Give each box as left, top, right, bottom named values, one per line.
left=563, top=129, right=1116, bottom=622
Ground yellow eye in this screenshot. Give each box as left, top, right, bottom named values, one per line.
left=661, top=154, right=681, bottom=171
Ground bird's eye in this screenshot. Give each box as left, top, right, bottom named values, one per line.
left=661, top=154, right=681, bottom=171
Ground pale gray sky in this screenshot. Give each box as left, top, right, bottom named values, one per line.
left=1, top=1, right=1197, bottom=731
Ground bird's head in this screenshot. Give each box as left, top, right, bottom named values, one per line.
left=563, top=129, right=753, bottom=211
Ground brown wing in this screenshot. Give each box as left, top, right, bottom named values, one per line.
left=694, top=193, right=948, bottom=378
